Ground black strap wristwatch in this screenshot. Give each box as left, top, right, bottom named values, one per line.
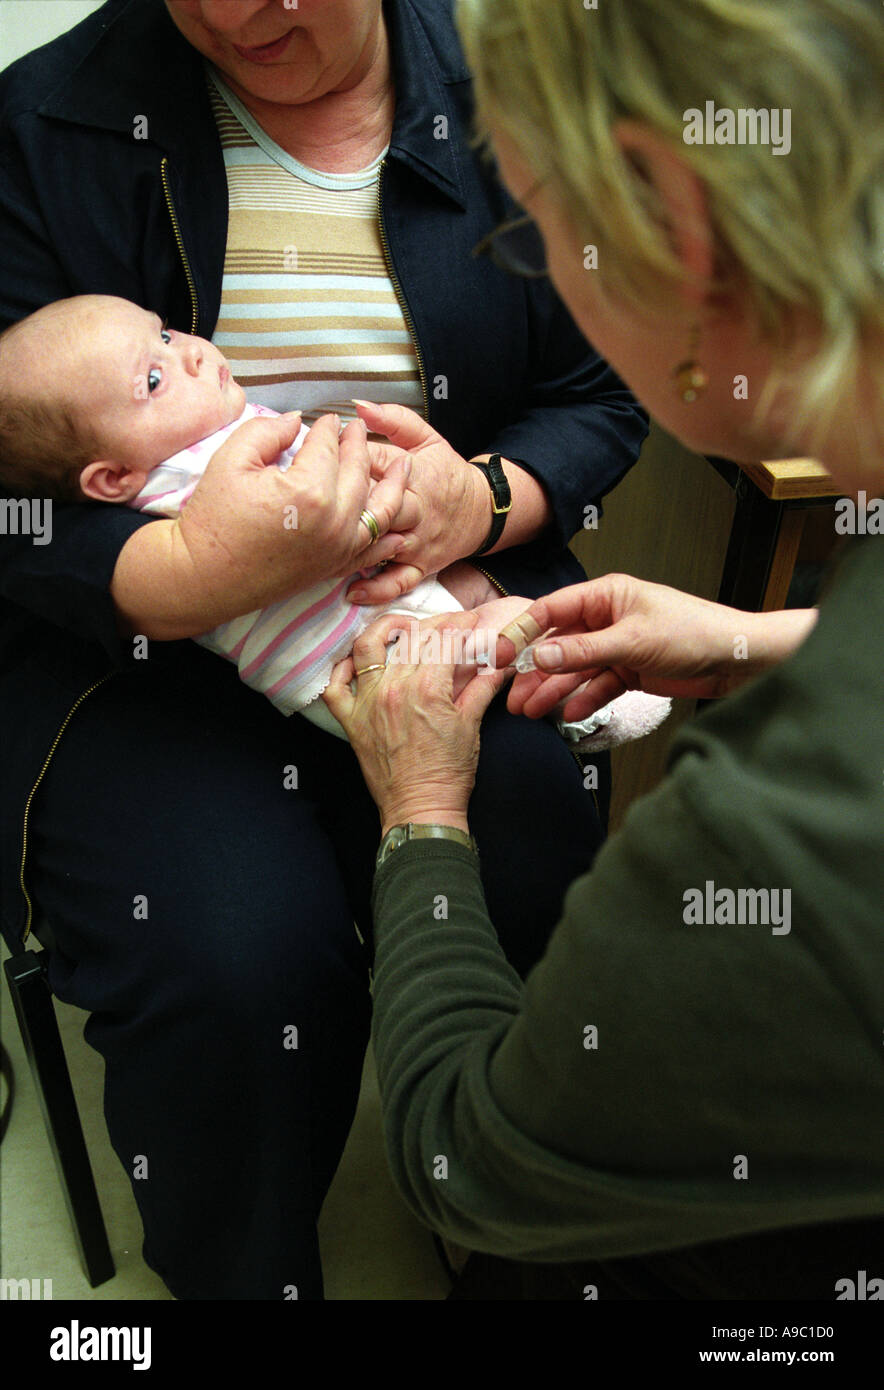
left=469, top=453, right=512, bottom=557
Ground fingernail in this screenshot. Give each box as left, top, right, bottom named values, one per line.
left=535, top=642, right=563, bottom=669
left=351, top=399, right=373, bottom=409
left=348, top=589, right=367, bottom=604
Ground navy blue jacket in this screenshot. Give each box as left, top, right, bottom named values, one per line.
left=0, top=0, right=647, bottom=939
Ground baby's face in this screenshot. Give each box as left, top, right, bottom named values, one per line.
left=70, top=297, right=247, bottom=476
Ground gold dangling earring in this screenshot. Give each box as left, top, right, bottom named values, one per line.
left=673, top=324, right=708, bottom=403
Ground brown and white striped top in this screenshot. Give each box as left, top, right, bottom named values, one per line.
left=206, top=67, right=425, bottom=425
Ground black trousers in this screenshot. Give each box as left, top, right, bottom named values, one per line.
left=24, top=648, right=606, bottom=1299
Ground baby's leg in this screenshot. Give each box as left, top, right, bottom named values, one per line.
left=385, top=573, right=674, bottom=751
left=437, top=560, right=506, bottom=609
left=465, top=593, right=537, bottom=649
left=446, top=593, right=535, bottom=699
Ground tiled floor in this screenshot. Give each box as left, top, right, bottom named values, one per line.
left=1, top=945, right=449, bottom=1301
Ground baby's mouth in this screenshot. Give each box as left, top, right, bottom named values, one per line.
left=219, top=365, right=230, bottom=387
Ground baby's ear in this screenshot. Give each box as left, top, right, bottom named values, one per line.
left=79, top=459, right=147, bottom=503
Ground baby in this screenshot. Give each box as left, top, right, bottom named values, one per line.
left=0, top=295, right=669, bottom=748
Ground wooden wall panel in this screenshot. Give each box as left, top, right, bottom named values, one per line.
left=568, top=425, right=735, bottom=829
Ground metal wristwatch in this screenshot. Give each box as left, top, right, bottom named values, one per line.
left=376, top=822, right=478, bottom=868
left=469, top=453, right=512, bottom=556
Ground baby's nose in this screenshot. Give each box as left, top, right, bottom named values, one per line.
left=183, top=338, right=205, bottom=375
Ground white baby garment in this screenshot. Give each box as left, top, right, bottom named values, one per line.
left=130, top=403, right=462, bottom=738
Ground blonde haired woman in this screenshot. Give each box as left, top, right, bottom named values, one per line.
left=323, top=0, right=884, bottom=1297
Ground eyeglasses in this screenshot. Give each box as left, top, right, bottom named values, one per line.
left=473, top=181, right=548, bottom=279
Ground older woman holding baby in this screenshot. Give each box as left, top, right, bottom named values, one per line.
left=0, top=0, right=646, bottom=1298
left=324, top=0, right=884, bottom=1297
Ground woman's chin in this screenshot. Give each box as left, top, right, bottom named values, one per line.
left=656, top=405, right=771, bottom=467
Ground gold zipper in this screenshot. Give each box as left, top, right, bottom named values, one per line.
left=161, top=157, right=199, bottom=335
left=470, top=562, right=509, bottom=596
left=376, top=159, right=430, bottom=420
left=19, top=675, right=113, bottom=943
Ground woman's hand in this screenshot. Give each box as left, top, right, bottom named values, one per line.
left=112, top=412, right=412, bottom=640
left=323, top=610, right=508, bottom=835
left=497, top=573, right=818, bottom=722
left=345, top=402, right=491, bottom=604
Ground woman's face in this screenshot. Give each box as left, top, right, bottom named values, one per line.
left=489, top=126, right=782, bottom=465
left=165, top=0, right=383, bottom=105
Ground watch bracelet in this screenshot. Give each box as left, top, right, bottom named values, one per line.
left=376, top=822, right=478, bottom=867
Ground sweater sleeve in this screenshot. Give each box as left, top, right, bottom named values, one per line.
left=370, top=680, right=884, bottom=1258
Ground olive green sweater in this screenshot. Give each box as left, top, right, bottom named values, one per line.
left=370, top=536, right=884, bottom=1261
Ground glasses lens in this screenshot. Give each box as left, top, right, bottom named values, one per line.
left=493, top=216, right=547, bottom=278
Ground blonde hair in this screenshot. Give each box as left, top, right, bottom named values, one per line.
left=457, top=0, right=884, bottom=456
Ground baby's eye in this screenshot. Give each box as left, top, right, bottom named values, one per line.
left=160, top=329, right=172, bottom=344
left=148, top=367, right=163, bottom=392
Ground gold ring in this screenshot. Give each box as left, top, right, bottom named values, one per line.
left=354, top=663, right=386, bottom=677
left=359, top=508, right=380, bottom=544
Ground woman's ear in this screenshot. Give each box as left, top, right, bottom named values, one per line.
left=79, top=458, right=148, bottom=503
left=612, top=119, right=715, bottom=305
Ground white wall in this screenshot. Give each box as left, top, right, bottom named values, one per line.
left=0, top=0, right=104, bottom=71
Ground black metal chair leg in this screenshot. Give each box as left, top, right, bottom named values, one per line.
left=4, top=949, right=115, bottom=1287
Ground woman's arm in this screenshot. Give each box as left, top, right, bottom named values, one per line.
left=476, top=294, right=650, bottom=564
left=110, top=414, right=412, bottom=640
left=498, top=575, right=819, bottom=720
left=324, top=593, right=881, bottom=1258
left=341, top=281, right=649, bottom=607
left=467, top=452, right=553, bottom=553
left=342, top=405, right=557, bottom=606
left=367, top=767, right=880, bottom=1259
